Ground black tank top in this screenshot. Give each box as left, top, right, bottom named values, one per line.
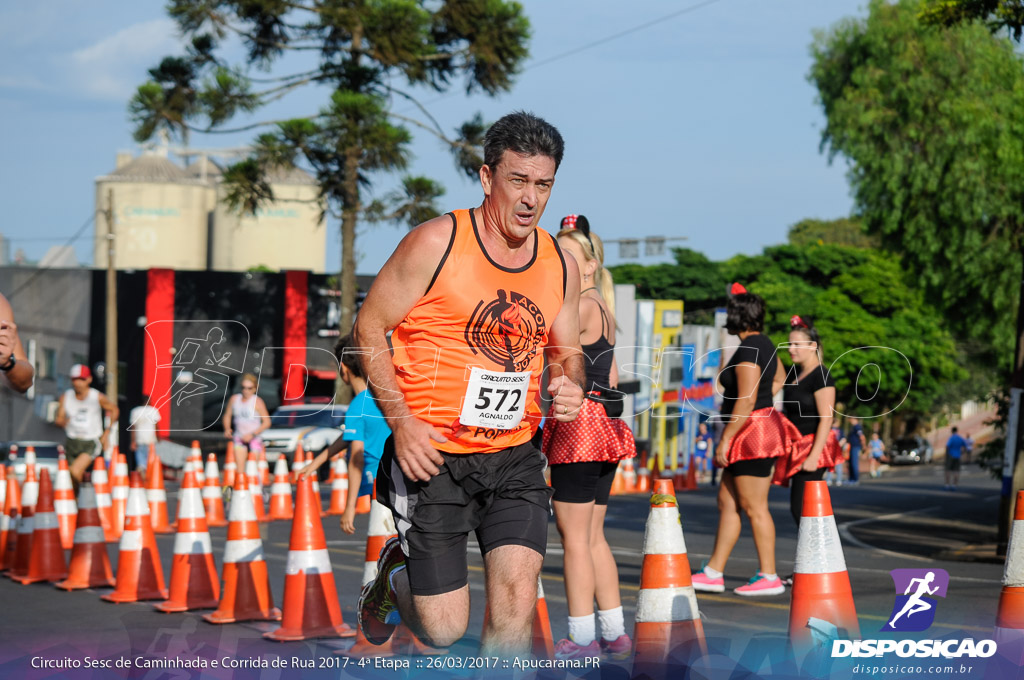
left=582, top=298, right=614, bottom=393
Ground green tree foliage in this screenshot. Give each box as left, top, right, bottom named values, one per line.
left=130, top=1, right=531, bottom=399
left=787, top=217, right=878, bottom=248
left=919, top=0, right=1024, bottom=39
left=809, top=0, right=1024, bottom=372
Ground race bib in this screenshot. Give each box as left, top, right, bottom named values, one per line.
left=697, top=440, right=708, bottom=450
left=459, top=367, right=530, bottom=430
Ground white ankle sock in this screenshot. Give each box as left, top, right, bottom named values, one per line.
left=567, top=613, right=596, bottom=646
left=597, top=606, right=625, bottom=641
left=703, top=564, right=723, bottom=579
left=760, top=572, right=778, bottom=581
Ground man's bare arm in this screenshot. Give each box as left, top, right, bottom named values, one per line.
left=353, top=216, right=454, bottom=482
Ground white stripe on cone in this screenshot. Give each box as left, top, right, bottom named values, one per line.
left=202, top=486, right=222, bottom=499
left=642, top=507, right=687, bottom=555
left=285, top=548, right=332, bottom=575
left=1005, top=521, right=1024, bottom=587
left=34, top=512, right=59, bottom=530
left=367, top=499, right=396, bottom=536
left=54, top=500, right=78, bottom=515
left=173, top=531, right=213, bottom=555
left=636, top=586, right=700, bottom=623
left=146, top=489, right=167, bottom=503
left=74, top=526, right=105, bottom=544
left=22, top=481, right=39, bottom=509
left=229, top=489, right=257, bottom=521
left=177, top=489, right=206, bottom=519
left=120, top=529, right=144, bottom=551
left=224, top=539, right=265, bottom=564
left=794, top=516, right=847, bottom=574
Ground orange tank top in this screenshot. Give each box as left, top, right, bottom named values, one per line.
left=390, top=208, right=567, bottom=454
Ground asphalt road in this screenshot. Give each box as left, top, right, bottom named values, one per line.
left=0, top=462, right=1008, bottom=679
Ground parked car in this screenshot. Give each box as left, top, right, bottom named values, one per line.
left=3, top=441, right=63, bottom=482
left=888, top=435, right=934, bottom=465
left=261, top=404, right=347, bottom=465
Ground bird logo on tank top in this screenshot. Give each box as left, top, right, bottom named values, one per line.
left=465, top=289, right=547, bottom=372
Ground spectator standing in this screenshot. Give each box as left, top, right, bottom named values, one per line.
left=128, top=395, right=161, bottom=477
left=945, top=427, right=967, bottom=490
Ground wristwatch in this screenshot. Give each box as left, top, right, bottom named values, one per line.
left=0, top=355, right=15, bottom=372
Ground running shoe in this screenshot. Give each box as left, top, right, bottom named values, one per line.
left=357, top=536, right=405, bottom=644
left=734, top=573, right=785, bottom=597
left=691, top=562, right=725, bottom=593
left=554, top=638, right=602, bottom=660
left=600, top=634, right=633, bottom=661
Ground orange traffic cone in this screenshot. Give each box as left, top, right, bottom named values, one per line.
left=355, top=494, right=371, bottom=515
left=54, top=454, right=78, bottom=550
left=631, top=479, right=707, bottom=678
left=267, top=458, right=294, bottom=522
left=0, top=467, right=7, bottom=566
left=102, top=472, right=168, bottom=603
left=7, top=464, right=38, bottom=580
left=56, top=480, right=115, bottom=590
left=91, top=457, right=118, bottom=543
left=291, top=446, right=304, bottom=483
left=204, top=472, right=281, bottom=624
left=1, top=473, right=20, bottom=571
left=995, top=490, right=1024, bottom=663
left=22, top=445, right=37, bottom=481
left=146, top=456, right=174, bottom=534
left=155, top=470, right=219, bottom=612
left=264, top=474, right=356, bottom=641
left=246, top=454, right=266, bottom=523
left=258, top=449, right=271, bottom=487
left=223, top=442, right=237, bottom=489
left=532, top=576, right=556, bottom=659
left=621, top=456, right=638, bottom=494
left=202, top=454, right=228, bottom=528
left=109, top=452, right=129, bottom=539
left=189, top=441, right=206, bottom=486
left=327, top=457, right=349, bottom=516
left=789, top=480, right=859, bottom=655
left=13, top=468, right=68, bottom=584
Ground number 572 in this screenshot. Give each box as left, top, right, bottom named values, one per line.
left=475, top=387, right=522, bottom=412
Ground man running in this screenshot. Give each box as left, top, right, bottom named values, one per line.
left=354, top=111, right=585, bottom=657
left=55, top=364, right=119, bottom=489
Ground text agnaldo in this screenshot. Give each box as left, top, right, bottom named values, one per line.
left=832, top=639, right=997, bottom=659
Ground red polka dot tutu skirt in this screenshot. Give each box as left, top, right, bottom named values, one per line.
left=773, top=420, right=844, bottom=486
left=727, top=407, right=790, bottom=466
left=543, top=396, right=636, bottom=465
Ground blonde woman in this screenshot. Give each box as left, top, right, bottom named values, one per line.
left=543, top=214, right=636, bottom=659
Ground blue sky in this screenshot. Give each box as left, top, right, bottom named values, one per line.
left=0, top=0, right=864, bottom=275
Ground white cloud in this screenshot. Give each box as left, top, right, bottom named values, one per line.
left=69, top=18, right=184, bottom=100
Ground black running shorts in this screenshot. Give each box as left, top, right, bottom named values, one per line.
left=376, top=437, right=553, bottom=596
left=549, top=461, right=618, bottom=505
left=726, top=456, right=777, bottom=478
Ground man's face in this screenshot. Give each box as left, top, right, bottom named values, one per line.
left=72, top=376, right=90, bottom=394
left=480, top=151, right=556, bottom=241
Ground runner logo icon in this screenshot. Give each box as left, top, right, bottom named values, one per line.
left=882, top=568, right=949, bottom=632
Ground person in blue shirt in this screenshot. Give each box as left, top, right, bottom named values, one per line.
left=945, top=426, right=967, bottom=490
left=845, top=417, right=866, bottom=485
left=301, top=333, right=391, bottom=533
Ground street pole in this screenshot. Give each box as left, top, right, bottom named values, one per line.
left=104, top=189, right=118, bottom=408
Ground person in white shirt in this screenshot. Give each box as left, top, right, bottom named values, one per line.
left=55, top=364, right=119, bottom=490
left=129, top=395, right=161, bottom=477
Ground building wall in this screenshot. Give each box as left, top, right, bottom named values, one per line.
left=94, top=181, right=209, bottom=270
left=211, top=182, right=325, bottom=272
left=0, top=267, right=91, bottom=441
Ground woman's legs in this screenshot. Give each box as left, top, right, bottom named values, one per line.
left=706, top=471, right=742, bottom=573
left=553, top=499, right=597, bottom=617
left=590, top=504, right=621, bottom=612
left=733, top=473, right=777, bottom=575
left=789, top=468, right=826, bottom=527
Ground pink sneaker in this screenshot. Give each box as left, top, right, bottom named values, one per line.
left=691, top=564, right=725, bottom=593
left=600, top=634, right=632, bottom=660
left=554, top=638, right=601, bottom=660
left=734, top=573, right=785, bottom=596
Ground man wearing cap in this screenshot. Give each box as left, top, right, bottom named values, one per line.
left=55, top=364, right=119, bottom=489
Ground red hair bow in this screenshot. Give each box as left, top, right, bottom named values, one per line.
left=561, top=214, right=578, bottom=229
left=790, top=315, right=808, bottom=329
left=730, top=282, right=747, bottom=296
